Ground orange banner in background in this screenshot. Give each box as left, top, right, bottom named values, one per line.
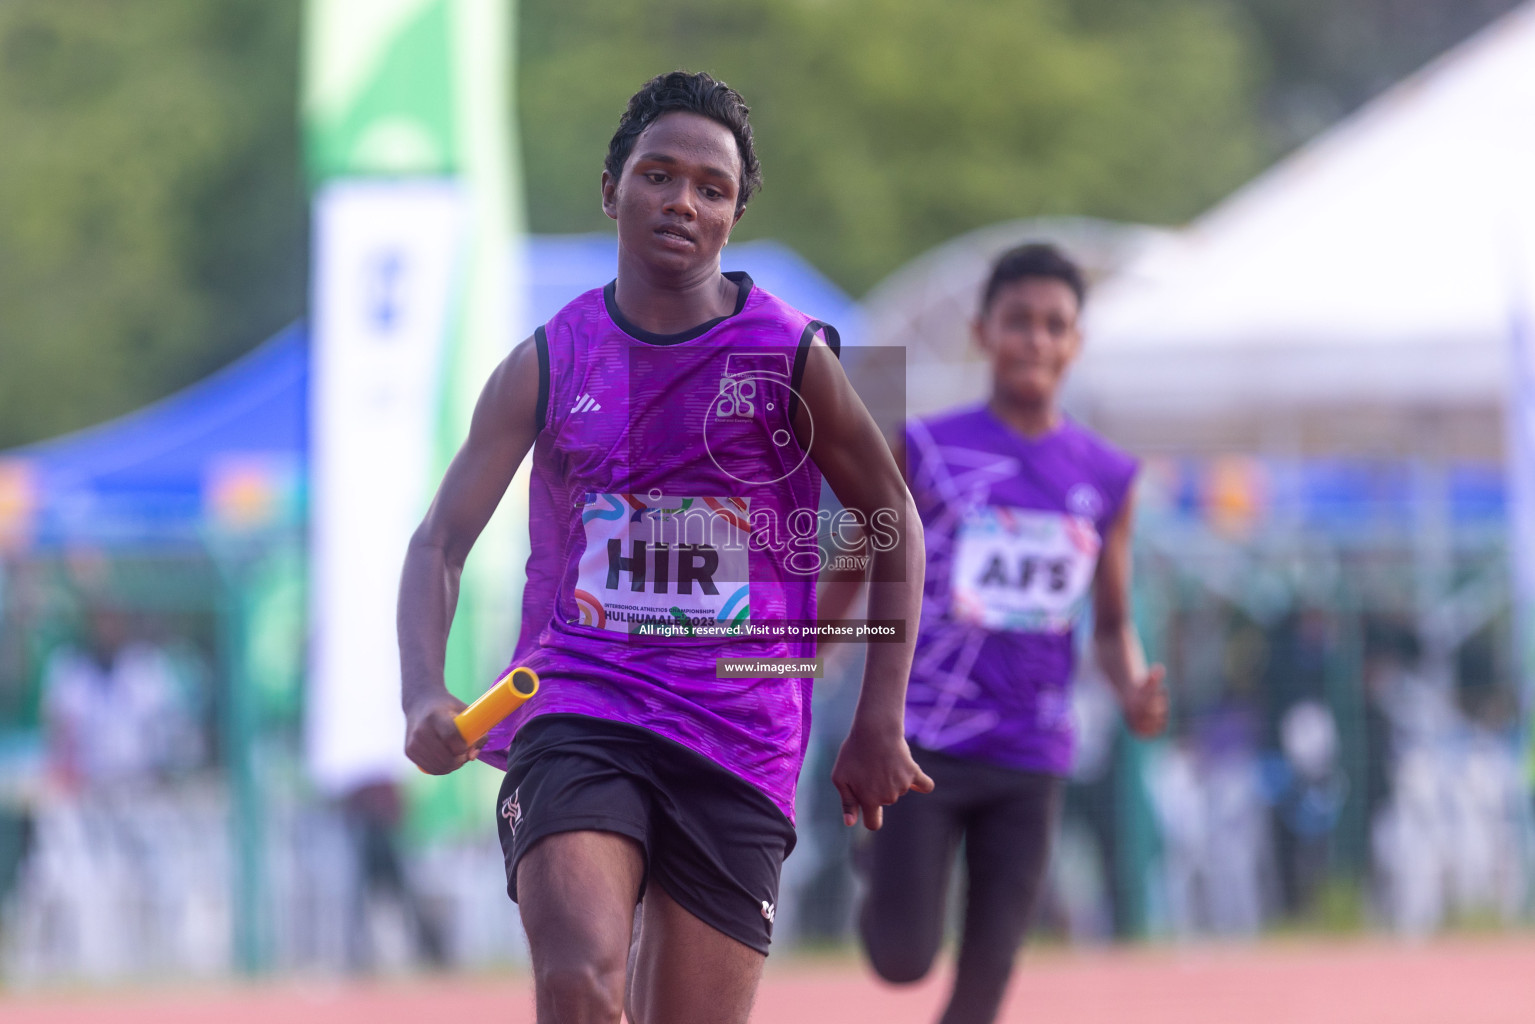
left=1203, top=456, right=1268, bottom=538
left=0, top=459, right=36, bottom=552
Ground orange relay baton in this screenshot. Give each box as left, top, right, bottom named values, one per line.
left=419, top=666, right=540, bottom=772
left=455, top=665, right=540, bottom=744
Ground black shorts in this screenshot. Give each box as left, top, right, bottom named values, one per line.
left=495, top=714, right=797, bottom=954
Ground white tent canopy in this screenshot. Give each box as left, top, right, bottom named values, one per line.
left=1076, top=2, right=1535, bottom=457
left=865, top=217, right=1171, bottom=420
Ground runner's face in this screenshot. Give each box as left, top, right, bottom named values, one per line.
left=975, top=277, right=1081, bottom=405
left=602, top=112, right=744, bottom=277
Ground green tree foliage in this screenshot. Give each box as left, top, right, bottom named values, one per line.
left=0, top=1, right=304, bottom=449
left=519, top=0, right=1268, bottom=294
left=2, top=1, right=1519, bottom=448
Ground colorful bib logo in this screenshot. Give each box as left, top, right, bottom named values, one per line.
left=573, top=493, right=752, bottom=636
left=950, top=506, right=1101, bottom=633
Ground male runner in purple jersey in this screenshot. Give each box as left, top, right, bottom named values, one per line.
left=397, top=71, right=932, bottom=1024
left=855, top=244, right=1168, bottom=1024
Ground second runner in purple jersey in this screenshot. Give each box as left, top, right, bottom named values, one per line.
left=856, top=243, right=1169, bottom=1024
left=903, top=405, right=1137, bottom=775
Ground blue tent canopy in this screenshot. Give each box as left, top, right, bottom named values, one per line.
left=9, top=325, right=308, bottom=548
left=1, top=237, right=864, bottom=548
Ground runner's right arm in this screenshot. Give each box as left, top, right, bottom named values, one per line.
left=398, top=336, right=543, bottom=774
left=1090, top=484, right=1168, bottom=739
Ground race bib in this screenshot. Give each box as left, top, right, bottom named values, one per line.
left=950, top=506, right=1101, bottom=633
left=572, top=493, right=753, bottom=637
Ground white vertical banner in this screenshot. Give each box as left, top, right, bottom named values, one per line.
left=307, top=180, right=466, bottom=793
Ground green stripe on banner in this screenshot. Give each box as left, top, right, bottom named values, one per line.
left=302, top=0, right=458, bottom=182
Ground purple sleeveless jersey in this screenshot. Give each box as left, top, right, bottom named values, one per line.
left=479, top=272, right=831, bottom=821
left=904, top=404, right=1137, bottom=776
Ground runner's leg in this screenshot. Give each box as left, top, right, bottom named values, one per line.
left=939, top=772, right=1061, bottom=1024
left=626, top=882, right=765, bottom=1024
left=858, top=769, right=962, bottom=984
left=518, top=830, right=645, bottom=1024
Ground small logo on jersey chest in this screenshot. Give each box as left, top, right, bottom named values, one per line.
left=570, top=393, right=603, bottom=415
left=1067, top=484, right=1102, bottom=519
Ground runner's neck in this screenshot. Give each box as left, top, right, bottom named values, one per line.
left=612, top=267, right=742, bottom=336
left=986, top=393, right=1061, bottom=440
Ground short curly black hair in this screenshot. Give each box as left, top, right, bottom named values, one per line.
left=605, top=70, right=762, bottom=211
left=980, top=243, right=1087, bottom=315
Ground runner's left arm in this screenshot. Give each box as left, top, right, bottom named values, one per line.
left=1090, top=484, right=1169, bottom=738
left=815, top=433, right=907, bottom=626
left=795, top=338, right=934, bottom=829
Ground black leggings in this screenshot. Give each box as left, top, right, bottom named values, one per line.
left=858, top=746, right=1061, bottom=1024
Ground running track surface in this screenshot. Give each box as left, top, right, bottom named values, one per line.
left=4, top=934, right=1530, bottom=1023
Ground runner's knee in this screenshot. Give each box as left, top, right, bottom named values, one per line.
left=535, top=957, right=627, bottom=1021
left=866, top=940, right=939, bottom=984
left=861, top=908, right=940, bottom=984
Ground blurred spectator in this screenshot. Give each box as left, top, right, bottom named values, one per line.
left=1043, top=668, right=1120, bottom=942
left=1147, top=739, right=1207, bottom=936
left=1369, top=657, right=1529, bottom=934
left=1267, top=699, right=1347, bottom=916
left=341, top=778, right=447, bottom=973
left=12, top=599, right=215, bottom=979
left=1198, top=695, right=1270, bottom=936
left=41, top=603, right=204, bottom=790
left=1147, top=691, right=1274, bottom=938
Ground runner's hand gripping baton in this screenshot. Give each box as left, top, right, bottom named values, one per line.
left=454, top=665, right=540, bottom=744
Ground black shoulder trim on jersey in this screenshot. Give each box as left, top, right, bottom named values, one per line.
left=534, top=325, right=550, bottom=432
left=729, top=270, right=753, bottom=316
left=821, top=322, right=843, bottom=358
left=788, top=320, right=841, bottom=422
